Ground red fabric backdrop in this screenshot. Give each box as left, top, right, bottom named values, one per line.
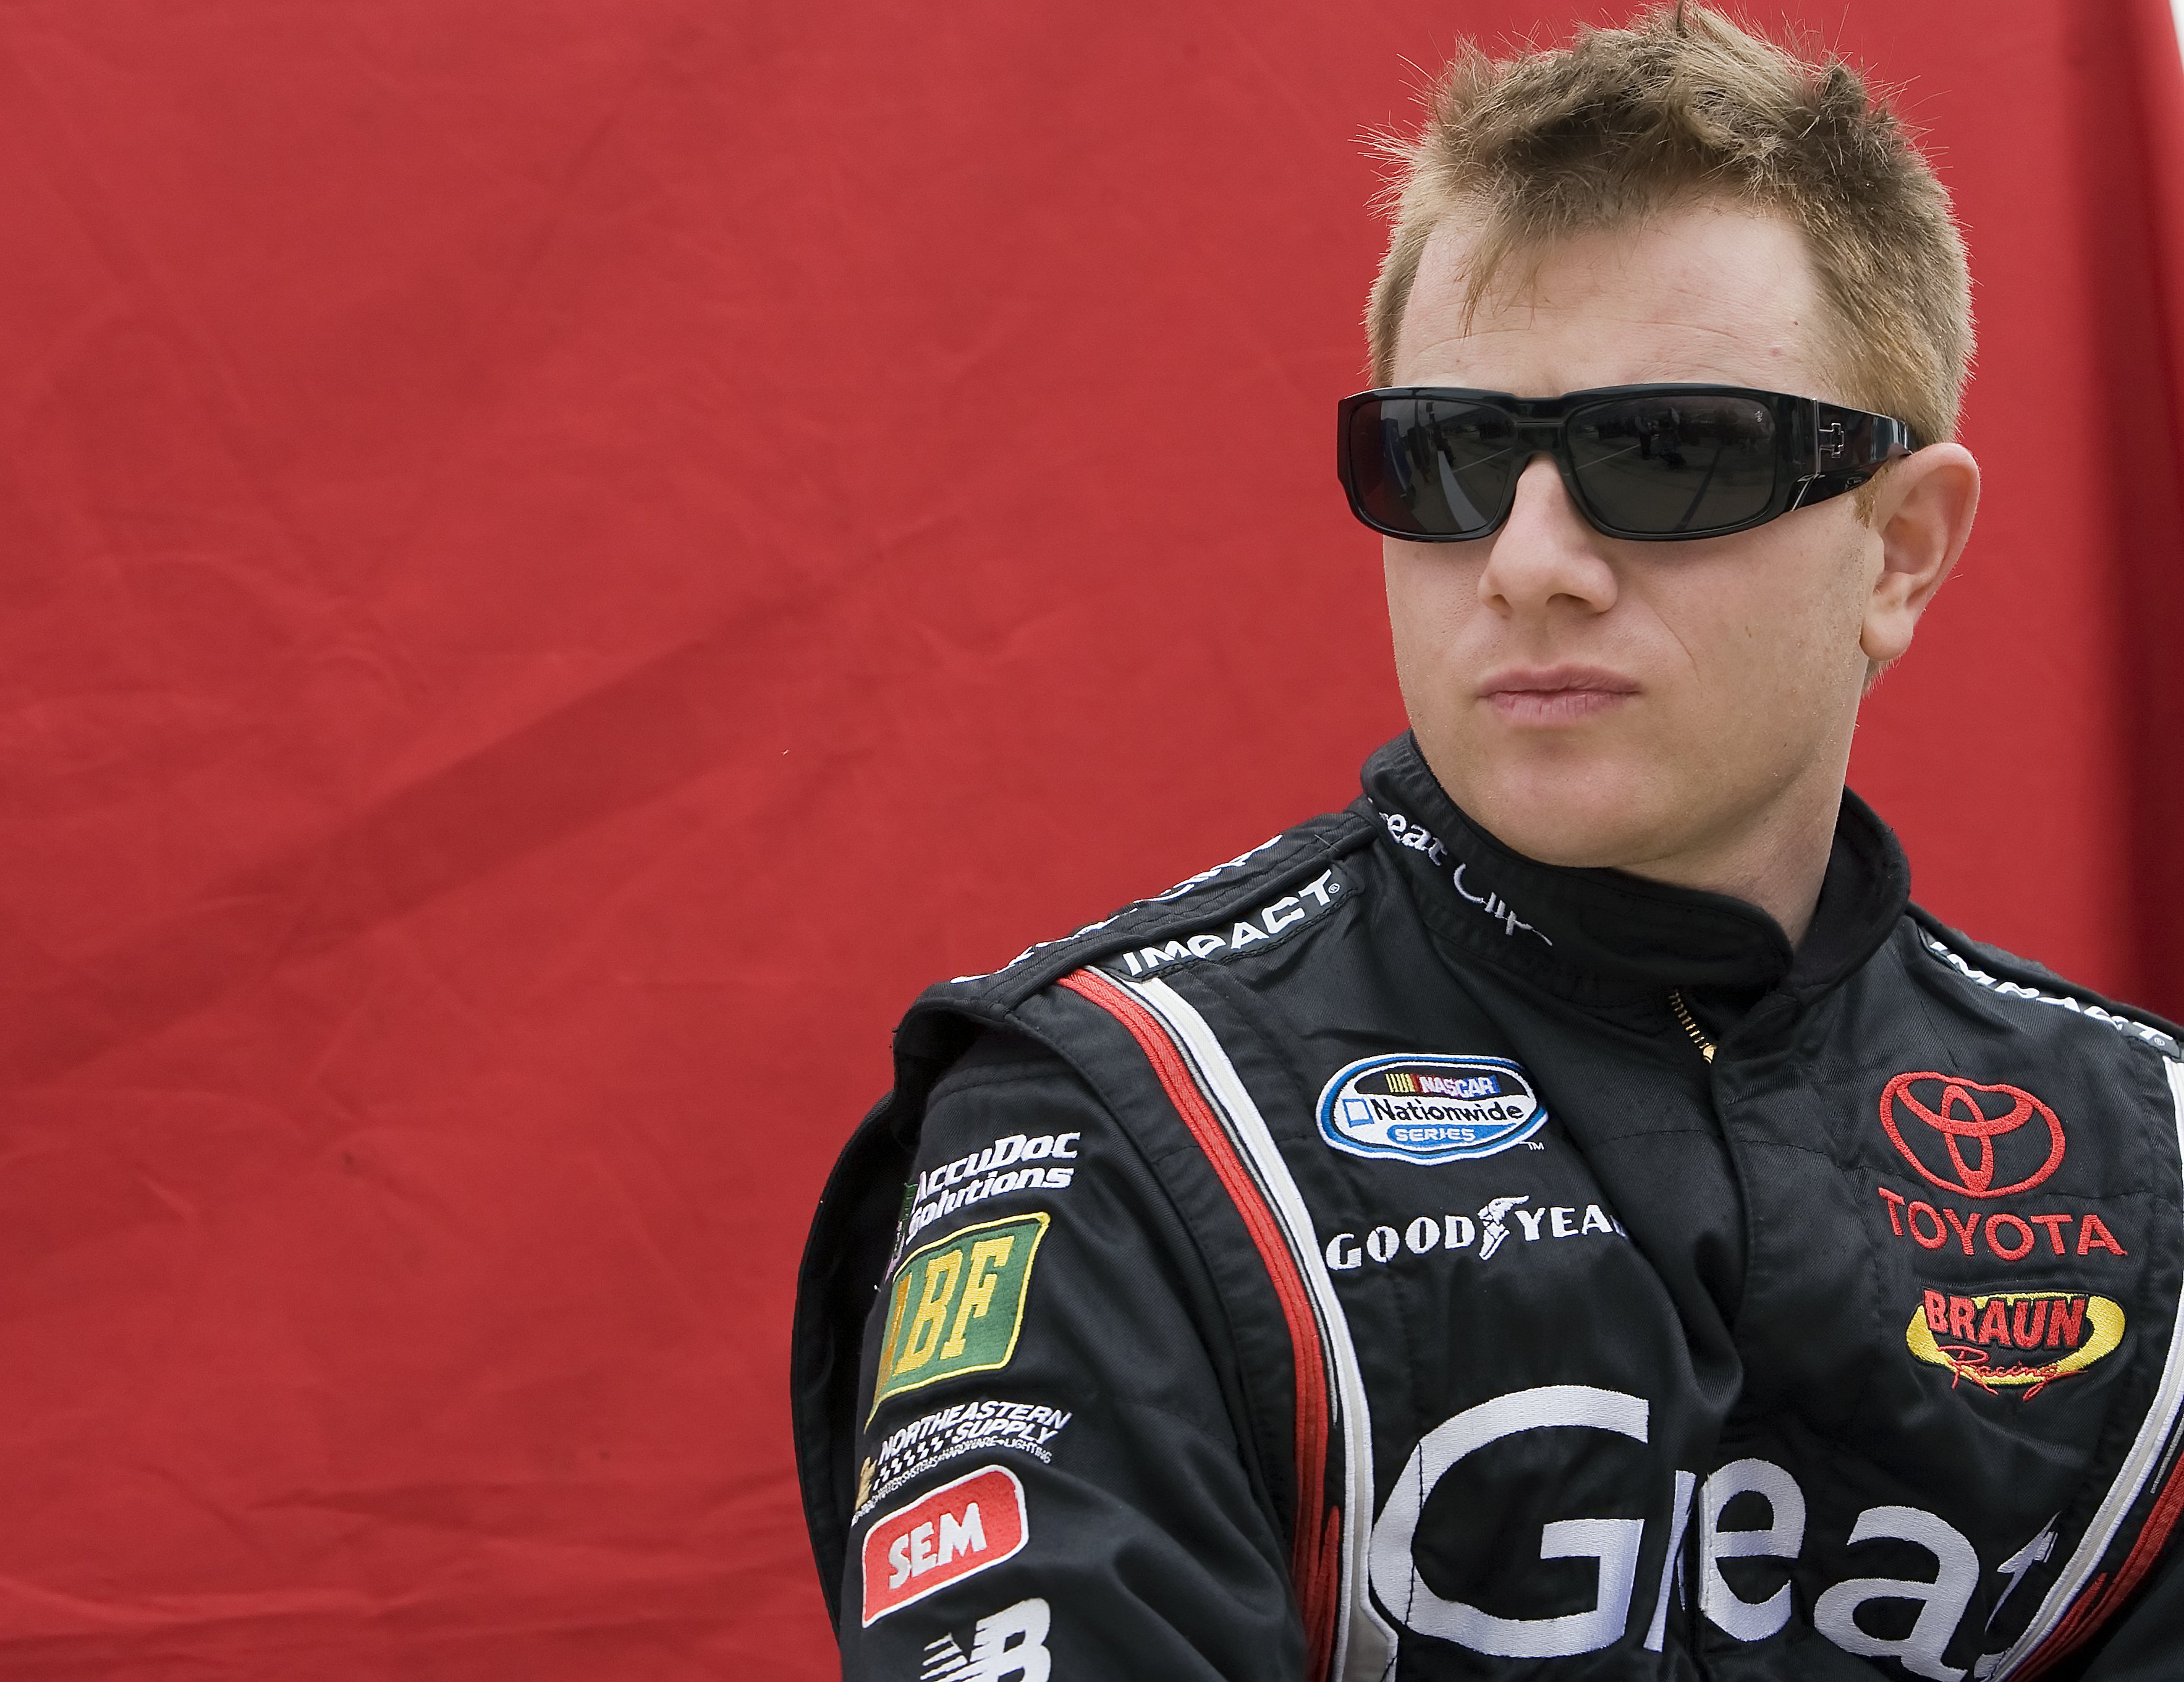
left=0, top=2, right=2179, bottom=1675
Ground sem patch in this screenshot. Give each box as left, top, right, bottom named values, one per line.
left=859, top=1464, right=1029, bottom=1625
left=1318, top=1055, right=1546, bottom=1165
left=871, top=1213, right=1049, bottom=1418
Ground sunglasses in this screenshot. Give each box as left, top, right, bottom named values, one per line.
left=1336, top=384, right=1921, bottom=542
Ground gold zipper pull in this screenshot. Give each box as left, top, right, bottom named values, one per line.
left=1669, top=989, right=1716, bottom=1064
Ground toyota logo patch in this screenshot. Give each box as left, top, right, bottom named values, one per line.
left=1881, top=1072, right=2065, bottom=1199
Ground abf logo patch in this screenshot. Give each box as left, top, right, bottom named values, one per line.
left=1318, top=1055, right=1546, bottom=1165
left=871, top=1213, right=1048, bottom=1418
left=860, top=1464, right=1030, bottom=1625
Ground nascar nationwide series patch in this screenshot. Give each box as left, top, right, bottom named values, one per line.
left=871, top=1213, right=1049, bottom=1419
left=1318, top=1055, right=1546, bottom=1165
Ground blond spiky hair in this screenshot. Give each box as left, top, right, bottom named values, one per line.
left=1366, top=3, right=1973, bottom=443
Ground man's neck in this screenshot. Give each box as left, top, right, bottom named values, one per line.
left=1611, top=778, right=1847, bottom=948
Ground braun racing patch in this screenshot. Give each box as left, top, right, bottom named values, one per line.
left=871, top=1213, right=1049, bottom=1419
left=1317, top=1054, right=1547, bottom=1165
left=1906, top=1289, right=2124, bottom=1399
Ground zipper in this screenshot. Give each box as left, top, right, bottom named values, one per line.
left=1668, top=988, right=1716, bottom=1063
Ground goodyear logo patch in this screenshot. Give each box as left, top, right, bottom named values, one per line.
left=871, top=1213, right=1049, bottom=1419
left=1318, top=1055, right=1546, bottom=1165
left=1906, top=1289, right=2124, bottom=1399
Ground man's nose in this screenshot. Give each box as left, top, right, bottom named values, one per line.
left=1476, top=455, right=1619, bottom=617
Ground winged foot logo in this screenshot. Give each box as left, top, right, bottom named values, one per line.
left=1318, top=1055, right=1546, bottom=1165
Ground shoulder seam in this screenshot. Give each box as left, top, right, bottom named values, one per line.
left=932, top=810, right=1378, bottom=1009
left=1909, top=911, right=2183, bottom=1058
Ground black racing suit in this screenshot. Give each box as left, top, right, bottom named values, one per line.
left=793, top=736, right=2184, bottom=1680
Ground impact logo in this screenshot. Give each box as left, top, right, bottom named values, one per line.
left=1906, top=1289, right=2124, bottom=1399
left=1103, top=869, right=1345, bottom=980
left=1881, top=1072, right=2065, bottom=1199
left=921, top=1596, right=1052, bottom=1681
left=1318, top=1055, right=1546, bottom=1165
left=860, top=1465, right=1029, bottom=1626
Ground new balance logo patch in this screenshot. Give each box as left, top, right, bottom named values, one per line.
left=921, top=1596, right=1052, bottom=1682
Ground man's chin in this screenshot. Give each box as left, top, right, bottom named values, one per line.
left=1448, top=775, right=1688, bottom=875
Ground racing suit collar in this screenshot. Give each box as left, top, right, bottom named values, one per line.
left=1360, top=733, right=1910, bottom=1001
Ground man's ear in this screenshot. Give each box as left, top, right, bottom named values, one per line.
left=1860, top=443, right=1980, bottom=668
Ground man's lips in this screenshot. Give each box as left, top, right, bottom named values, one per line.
left=1478, top=665, right=1641, bottom=724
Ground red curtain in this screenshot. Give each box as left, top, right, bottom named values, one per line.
left=0, top=2, right=2176, bottom=1675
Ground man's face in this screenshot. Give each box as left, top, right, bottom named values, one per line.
left=1384, top=202, right=1884, bottom=884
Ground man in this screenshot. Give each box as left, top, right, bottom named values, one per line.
left=793, top=7, right=2184, bottom=1678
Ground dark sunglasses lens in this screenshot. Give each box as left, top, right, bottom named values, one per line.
left=1567, top=395, right=1779, bottom=535
left=1346, top=397, right=1518, bottom=537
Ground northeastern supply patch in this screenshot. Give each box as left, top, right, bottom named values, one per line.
left=1318, top=1054, right=1547, bottom=1165
left=871, top=1213, right=1049, bottom=1419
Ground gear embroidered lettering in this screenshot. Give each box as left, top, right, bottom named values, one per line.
left=1451, top=864, right=1552, bottom=944
left=1376, top=807, right=1552, bottom=944
left=1379, top=808, right=1449, bottom=867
